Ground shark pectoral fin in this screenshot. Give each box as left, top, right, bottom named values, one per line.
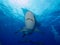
left=35, top=28, right=45, bottom=34
left=20, top=27, right=27, bottom=37
left=15, top=30, right=20, bottom=34
left=15, top=27, right=25, bottom=35
left=35, top=28, right=40, bottom=32
left=15, top=30, right=20, bottom=36
left=15, top=27, right=27, bottom=37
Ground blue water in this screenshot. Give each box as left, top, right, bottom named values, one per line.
left=0, top=0, right=60, bottom=45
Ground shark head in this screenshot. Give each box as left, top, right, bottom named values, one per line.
left=22, top=8, right=35, bottom=29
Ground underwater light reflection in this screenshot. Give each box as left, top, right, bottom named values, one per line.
left=8, top=0, right=29, bottom=8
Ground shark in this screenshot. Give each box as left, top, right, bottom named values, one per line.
left=15, top=8, right=44, bottom=37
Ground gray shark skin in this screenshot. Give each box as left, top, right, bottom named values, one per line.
left=15, top=8, right=44, bottom=37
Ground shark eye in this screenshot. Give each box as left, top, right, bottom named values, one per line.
left=26, top=18, right=33, bottom=22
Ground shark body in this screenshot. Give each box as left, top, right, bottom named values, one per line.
left=15, top=8, right=43, bottom=37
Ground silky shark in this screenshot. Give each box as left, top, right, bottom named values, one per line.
left=15, top=8, right=44, bottom=37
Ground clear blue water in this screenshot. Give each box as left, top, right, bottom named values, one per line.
left=0, top=0, right=60, bottom=45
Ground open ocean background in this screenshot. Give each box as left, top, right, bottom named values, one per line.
left=0, top=0, right=60, bottom=45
